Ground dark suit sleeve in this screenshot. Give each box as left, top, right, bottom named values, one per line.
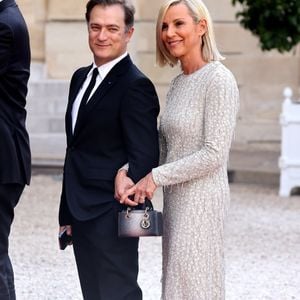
left=58, top=175, right=73, bottom=226
left=0, top=22, right=12, bottom=74
left=121, top=77, right=160, bottom=183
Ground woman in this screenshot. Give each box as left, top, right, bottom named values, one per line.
left=116, top=0, right=239, bottom=299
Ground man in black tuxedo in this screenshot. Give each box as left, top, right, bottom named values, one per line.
left=0, top=0, right=31, bottom=299
left=58, top=0, right=159, bottom=299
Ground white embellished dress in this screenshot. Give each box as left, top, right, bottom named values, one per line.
left=152, top=61, right=239, bottom=300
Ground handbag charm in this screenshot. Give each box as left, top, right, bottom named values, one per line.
left=140, top=208, right=151, bottom=229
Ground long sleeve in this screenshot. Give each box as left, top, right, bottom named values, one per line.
left=152, top=67, right=239, bottom=187
left=58, top=175, right=73, bottom=226
left=121, top=77, right=160, bottom=183
left=0, top=22, right=11, bottom=74
left=158, top=128, right=167, bottom=165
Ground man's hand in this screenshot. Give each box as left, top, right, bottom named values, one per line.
left=59, top=225, right=72, bottom=249
left=114, top=169, right=138, bottom=206
left=59, top=225, right=72, bottom=236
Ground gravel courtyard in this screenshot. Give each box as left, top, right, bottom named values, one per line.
left=9, top=175, right=300, bottom=300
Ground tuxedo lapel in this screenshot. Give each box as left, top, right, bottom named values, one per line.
left=72, top=56, right=133, bottom=138
left=84, top=71, right=117, bottom=109
left=66, top=65, right=92, bottom=144
left=86, top=55, right=132, bottom=110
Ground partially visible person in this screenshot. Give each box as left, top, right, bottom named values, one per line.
left=58, top=0, right=159, bottom=299
left=0, top=0, right=31, bottom=299
left=117, top=0, right=239, bottom=299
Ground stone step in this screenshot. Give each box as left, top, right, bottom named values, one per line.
left=27, top=116, right=65, bottom=134
left=28, top=80, right=69, bottom=99
left=26, top=78, right=68, bottom=134
left=27, top=97, right=67, bottom=115
left=27, top=80, right=68, bottom=113
left=30, top=133, right=66, bottom=163
left=228, top=148, right=280, bottom=186
left=30, top=62, right=47, bottom=81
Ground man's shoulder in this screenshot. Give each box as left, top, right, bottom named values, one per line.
left=121, top=58, right=152, bottom=84
left=0, top=2, right=22, bottom=25
left=129, top=63, right=147, bottom=78
left=72, top=65, right=91, bottom=79
left=75, top=65, right=91, bottom=73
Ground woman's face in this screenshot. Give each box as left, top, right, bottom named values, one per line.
left=161, top=3, right=205, bottom=62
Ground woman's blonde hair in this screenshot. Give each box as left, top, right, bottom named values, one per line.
left=156, top=0, right=224, bottom=67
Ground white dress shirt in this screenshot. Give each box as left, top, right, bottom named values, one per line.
left=71, top=52, right=128, bottom=133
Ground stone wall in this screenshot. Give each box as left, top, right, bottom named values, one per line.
left=17, top=0, right=300, bottom=156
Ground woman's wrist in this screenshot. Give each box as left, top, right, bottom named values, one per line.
left=151, top=169, right=159, bottom=187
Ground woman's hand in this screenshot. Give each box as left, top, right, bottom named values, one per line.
left=120, top=172, right=157, bottom=204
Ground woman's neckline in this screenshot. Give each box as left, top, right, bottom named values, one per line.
left=181, top=61, right=217, bottom=77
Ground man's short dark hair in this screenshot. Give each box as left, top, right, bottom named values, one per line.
left=86, top=0, right=135, bottom=30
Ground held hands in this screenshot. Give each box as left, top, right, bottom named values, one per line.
left=114, top=171, right=157, bottom=206
left=114, top=169, right=138, bottom=206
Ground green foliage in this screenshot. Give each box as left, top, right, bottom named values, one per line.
left=232, top=0, right=300, bottom=52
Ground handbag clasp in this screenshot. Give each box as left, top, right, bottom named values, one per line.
left=140, top=207, right=151, bottom=229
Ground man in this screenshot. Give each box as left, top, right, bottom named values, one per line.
left=58, top=0, right=159, bottom=299
left=0, top=0, right=31, bottom=299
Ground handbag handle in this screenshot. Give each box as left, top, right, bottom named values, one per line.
left=141, top=198, right=153, bottom=211
left=125, top=198, right=154, bottom=212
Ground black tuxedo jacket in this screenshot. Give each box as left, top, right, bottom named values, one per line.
left=59, top=55, right=160, bottom=224
left=0, top=0, right=31, bottom=185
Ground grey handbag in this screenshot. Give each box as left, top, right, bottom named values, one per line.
left=118, top=200, right=163, bottom=237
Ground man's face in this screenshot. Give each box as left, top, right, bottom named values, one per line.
left=87, top=4, right=133, bottom=66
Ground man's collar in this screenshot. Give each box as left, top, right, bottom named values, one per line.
left=92, top=52, right=128, bottom=80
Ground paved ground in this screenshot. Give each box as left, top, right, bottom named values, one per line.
left=9, top=175, right=300, bottom=300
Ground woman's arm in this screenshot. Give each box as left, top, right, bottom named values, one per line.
left=152, top=69, right=239, bottom=186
